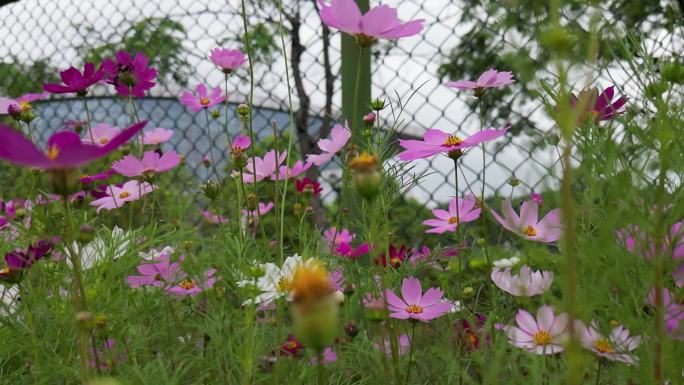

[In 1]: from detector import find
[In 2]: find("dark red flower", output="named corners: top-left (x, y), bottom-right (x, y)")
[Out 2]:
top-left (454, 314), bottom-right (491, 351)
top-left (375, 244), bottom-right (410, 268)
top-left (295, 177), bottom-right (322, 196)
top-left (279, 335), bottom-right (304, 356)
top-left (570, 85), bottom-right (627, 122)
top-left (43, 63), bottom-right (104, 96)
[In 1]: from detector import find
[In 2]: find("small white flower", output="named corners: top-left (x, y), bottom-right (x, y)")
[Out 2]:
top-left (66, 226), bottom-right (132, 269)
top-left (139, 245), bottom-right (175, 261)
top-left (492, 256), bottom-right (520, 268)
top-left (238, 254), bottom-right (310, 304)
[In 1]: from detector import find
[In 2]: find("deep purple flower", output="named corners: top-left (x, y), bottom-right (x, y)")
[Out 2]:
top-left (0, 121), bottom-right (146, 170)
top-left (570, 86), bottom-right (627, 122)
top-left (43, 63), bottom-right (104, 96)
top-left (101, 51), bottom-right (157, 97)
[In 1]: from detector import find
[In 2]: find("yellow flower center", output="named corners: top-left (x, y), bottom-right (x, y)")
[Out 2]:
top-left (46, 145), bottom-right (60, 160)
top-left (522, 225), bottom-right (537, 237)
top-left (533, 330), bottom-right (552, 346)
top-left (199, 97), bottom-right (211, 106)
top-left (19, 101), bottom-right (32, 111)
top-left (277, 277), bottom-right (292, 292)
top-left (348, 152), bottom-right (379, 172)
top-left (0, 267), bottom-right (10, 276)
top-left (389, 257), bottom-right (401, 266)
top-left (443, 135), bottom-right (463, 146)
top-left (290, 259), bottom-right (332, 302)
top-left (285, 341), bottom-right (298, 349)
top-left (406, 304), bottom-right (423, 314)
top-left (99, 138), bottom-right (109, 145)
top-left (118, 192), bottom-right (131, 199)
top-left (180, 279), bottom-right (196, 290)
top-left (593, 339), bottom-right (613, 353)
top-left (449, 216), bottom-right (459, 224)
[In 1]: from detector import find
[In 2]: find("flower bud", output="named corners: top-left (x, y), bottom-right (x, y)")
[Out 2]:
top-left (95, 314), bottom-right (108, 329)
top-left (236, 104), bottom-right (251, 119)
top-left (50, 169), bottom-right (80, 198)
top-left (246, 193), bottom-right (257, 210)
top-left (348, 152), bottom-right (382, 201)
top-left (507, 177), bottom-right (520, 187)
top-left (609, 320), bottom-right (620, 328)
top-left (201, 180), bottom-right (221, 201)
top-left (231, 151), bottom-right (249, 169)
top-left (462, 287), bottom-right (475, 298)
top-left (210, 110), bottom-right (221, 119)
top-left (468, 257), bottom-right (488, 271)
top-left (248, 265), bottom-right (266, 279)
top-left (75, 311), bottom-right (95, 331)
top-left (540, 26), bottom-right (576, 57)
top-left (343, 283), bottom-right (355, 296)
top-left (355, 34), bottom-right (376, 47)
top-left (370, 98), bottom-right (386, 111)
top-left (293, 202), bottom-right (303, 215)
top-left (362, 112), bottom-right (376, 125)
top-left (344, 320), bottom-right (360, 338)
top-left (77, 224), bottom-right (95, 244)
top-left (447, 149), bottom-right (463, 160)
top-left (202, 156), bottom-right (212, 168)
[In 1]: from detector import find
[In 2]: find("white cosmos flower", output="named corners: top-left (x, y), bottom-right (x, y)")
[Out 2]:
top-left (0, 285), bottom-right (19, 317)
top-left (139, 245), bottom-right (175, 261)
top-left (238, 254), bottom-right (310, 304)
top-left (66, 226), bottom-right (132, 269)
top-left (492, 256), bottom-right (520, 268)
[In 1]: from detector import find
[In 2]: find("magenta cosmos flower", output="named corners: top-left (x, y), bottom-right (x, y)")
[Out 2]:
top-left (90, 180), bottom-right (156, 213)
top-left (112, 150), bottom-right (181, 177)
top-left (335, 242), bottom-right (370, 260)
top-left (317, 0), bottom-right (424, 46)
top-left (142, 127), bottom-right (174, 145)
top-left (202, 210), bottom-right (228, 225)
top-left (242, 202), bottom-right (275, 219)
top-left (0, 121), bottom-right (145, 171)
top-left (209, 48), bottom-right (247, 73)
top-left (307, 123), bottom-right (351, 166)
top-left (574, 320), bottom-right (641, 365)
top-left (179, 84), bottom-right (225, 112)
top-left (445, 69), bottom-right (515, 92)
top-left (385, 277), bottom-right (451, 322)
top-left (501, 306), bottom-right (569, 355)
top-left (570, 85), bottom-right (626, 122)
top-left (491, 265), bottom-right (554, 297)
top-left (646, 287), bottom-right (684, 340)
top-left (232, 135), bottom-right (251, 152)
top-left (0, 92), bottom-right (48, 116)
top-left (82, 123), bottom-right (121, 146)
top-left (423, 197), bottom-right (481, 234)
top-left (397, 126), bottom-right (508, 161)
top-left (43, 62), bottom-right (104, 96)
top-left (101, 51), bottom-right (157, 97)
top-left (243, 150), bottom-right (288, 183)
top-left (491, 200), bottom-right (561, 243)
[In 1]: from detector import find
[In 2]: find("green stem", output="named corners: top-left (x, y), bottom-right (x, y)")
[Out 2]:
top-left (404, 322), bottom-right (417, 385)
top-left (204, 108), bottom-right (218, 178)
top-left (82, 95), bottom-right (94, 144)
top-left (352, 47), bottom-right (366, 134)
top-left (594, 359), bottom-right (602, 385)
top-left (223, 73), bottom-right (233, 148)
top-left (127, 89), bottom-right (143, 155)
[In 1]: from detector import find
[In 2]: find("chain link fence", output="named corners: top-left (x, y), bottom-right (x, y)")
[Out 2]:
top-left (1, 0), bottom-right (681, 241)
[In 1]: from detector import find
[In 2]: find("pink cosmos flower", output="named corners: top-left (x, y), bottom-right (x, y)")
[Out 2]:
top-left (398, 126), bottom-right (509, 161)
top-left (385, 277), bottom-right (451, 322)
top-left (202, 210), bottom-right (228, 224)
top-left (112, 150), bottom-right (181, 177)
top-left (43, 62), bottom-right (104, 95)
top-left (232, 135), bottom-right (251, 151)
top-left (363, 112), bottom-right (376, 124)
top-left (0, 92), bottom-right (48, 115)
top-left (374, 334), bottom-right (411, 356)
top-left (674, 263), bottom-right (684, 288)
top-left (309, 347), bottom-right (337, 365)
top-left (445, 69), bottom-right (515, 91)
top-left (501, 306), bottom-right (569, 355)
top-left (142, 127), bottom-right (174, 145)
top-left (328, 269), bottom-right (345, 292)
top-left (242, 150), bottom-right (288, 183)
top-left (90, 180), bottom-right (156, 213)
top-left (307, 123), bottom-right (351, 166)
top-left (531, 192), bottom-right (544, 205)
top-left (209, 48), bottom-right (247, 72)
top-left (80, 169), bottom-right (115, 185)
top-left (334, 242), bottom-right (370, 259)
top-left (423, 197), bottom-right (481, 234)
top-left (646, 287), bottom-right (684, 340)
top-left (272, 160), bottom-right (313, 180)
top-left (101, 51), bottom-right (157, 97)
top-left (126, 255), bottom-right (183, 288)
top-left (491, 200), bottom-right (562, 243)
top-left (82, 123), bottom-right (122, 146)
top-left (317, 0), bottom-right (424, 45)
top-left (575, 320), bottom-right (641, 365)
top-left (179, 84), bottom-right (225, 112)
top-left (491, 265), bottom-right (554, 297)
top-left (0, 122), bottom-right (145, 171)
top-left (242, 202), bottom-right (275, 219)
top-left (616, 222), bottom-right (684, 260)
top-left (324, 227), bottom-right (354, 245)
top-left (166, 268), bottom-right (217, 296)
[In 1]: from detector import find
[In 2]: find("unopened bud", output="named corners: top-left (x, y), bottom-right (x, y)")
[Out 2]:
top-left (202, 156), bottom-right (212, 168)
top-left (462, 287), bottom-right (475, 298)
top-left (344, 320), bottom-right (360, 338)
top-left (210, 110), bottom-right (221, 119)
top-left (77, 224), bottom-right (95, 244)
top-left (248, 265), bottom-right (266, 279)
top-left (507, 177), bottom-right (520, 187)
top-left (201, 180), bottom-right (221, 201)
top-left (343, 283), bottom-right (355, 296)
top-left (95, 314), bottom-right (108, 329)
top-left (75, 311), bottom-right (95, 331)
top-left (362, 112), bottom-right (376, 125)
top-left (236, 104), bottom-right (251, 119)
top-left (246, 193), bottom-right (256, 210)
top-left (370, 98), bottom-right (386, 111)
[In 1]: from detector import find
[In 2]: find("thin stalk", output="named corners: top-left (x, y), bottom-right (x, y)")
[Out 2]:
top-left (82, 95), bottom-right (94, 144)
top-left (223, 73), bottom-right (233, 148)
top-left (404, 322), bottom-right (417, 385)
top-left (204, 108), bottom-right (219, 178)
top-left (453, 159), bottom-right (462, 287)
top-left (594, 359), bottom-right (602, 385)
top-left (127, 89), bottom-right (143, 155)
top-left (352, 47), bottom-right (366, 134)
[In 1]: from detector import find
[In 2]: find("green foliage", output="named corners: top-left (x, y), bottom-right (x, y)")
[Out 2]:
top-left (0, 59), bottom-right (57, 97)
top-left (83, 18), bottom-right (190, 86)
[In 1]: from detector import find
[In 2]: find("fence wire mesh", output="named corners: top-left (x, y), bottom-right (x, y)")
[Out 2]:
top-left (0, 0), bottom-right (681, 241)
